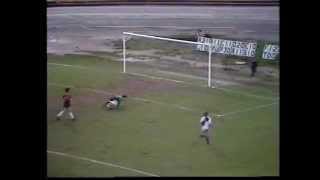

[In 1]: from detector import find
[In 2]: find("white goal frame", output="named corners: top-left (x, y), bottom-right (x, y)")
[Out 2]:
top-left (122, 32), bottom-right (214, 88)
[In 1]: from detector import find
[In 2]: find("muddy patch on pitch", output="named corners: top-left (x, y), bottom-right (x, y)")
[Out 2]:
top-left (76, 93), bottom-right (103, 105)
top-left (107, 76), bottom-right (178, 97)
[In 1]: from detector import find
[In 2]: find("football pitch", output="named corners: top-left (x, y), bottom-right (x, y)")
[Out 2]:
top-left (47, 54), bottom-right (279, 177)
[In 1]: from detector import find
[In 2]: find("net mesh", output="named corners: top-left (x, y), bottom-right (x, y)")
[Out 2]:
top-left (123, 33), bottom-right (279, 97)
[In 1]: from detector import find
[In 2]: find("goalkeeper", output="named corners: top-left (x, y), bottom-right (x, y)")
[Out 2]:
top-left (103, 95), bottom-right (127, 110)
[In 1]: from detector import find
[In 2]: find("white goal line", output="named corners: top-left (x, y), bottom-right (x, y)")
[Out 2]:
top-left (123, 72), bottom-right (192, 85)
top-left (48, 63), bottom-right (277, 101)
top-left (125, 72), bottom-right (277, 101)
top-left (123, 32), bottom-right (274, 100)
top-left (48, 82), bottom-right (277, 118)
top-left (48, 82), bottom-right (203, 114)
top-left (47, 150), bottom-right (160, 177)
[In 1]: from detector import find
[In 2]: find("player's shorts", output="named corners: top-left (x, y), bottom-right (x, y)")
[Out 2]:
top-left (200, 129), bottom-right (209, 137)
top-left (63, 103), bottom-right (70, 108)
top-left (109, 100), bottom-right (118, 107)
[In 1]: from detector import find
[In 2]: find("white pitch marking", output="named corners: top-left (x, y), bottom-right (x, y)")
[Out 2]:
top-left (48, 62), bottom-right (278, 101)
top-left (47, 150), bottom-right (160, 177)
top-left (80, 25), bottom-right (94, 30)
top-left (220, 101), bottom-right (278, 117)
top-left (126, 72), bottom-right (277, 101)
top-left (132, 97), bottom-right (197, 112)
top-left (124, 72), bottom-right (186, 84)
top-left (48, 63), bottom-right (89, 69)
top-left (48, 82), bottom-right (201, 114)
top-left (48, 82), bottom-right (277, 118)
top-left (214, 86), bottom-right (278, 101)
top-left (93, 25), bottom-right (234, 29)
top-left (243, 30), bottom-right (256, 33)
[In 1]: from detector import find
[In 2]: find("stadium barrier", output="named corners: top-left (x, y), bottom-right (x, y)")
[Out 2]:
top-left (47, 0), bottom-right (279, 7)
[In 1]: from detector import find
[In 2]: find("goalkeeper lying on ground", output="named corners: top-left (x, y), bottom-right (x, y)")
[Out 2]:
top-left (103, 95), bottom-right (127, 110)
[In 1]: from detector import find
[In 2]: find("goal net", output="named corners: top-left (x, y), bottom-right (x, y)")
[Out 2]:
top-left (121, 32), bottom-right (279, 97)
top-left (122, 32), bottom-right (214, 88)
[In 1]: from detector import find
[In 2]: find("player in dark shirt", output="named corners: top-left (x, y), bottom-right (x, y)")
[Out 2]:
top-left (56, 88), bottom-right (75, 121)
top-left (103, 95), bottom-right (127, 110)
top-left (63, 94), bottom-right (71, 108)
top-left (250, 59), bottom-right (258, 77)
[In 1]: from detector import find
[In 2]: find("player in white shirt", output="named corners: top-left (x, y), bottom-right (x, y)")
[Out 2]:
top-left (200, 112), bottom-right (214, 144)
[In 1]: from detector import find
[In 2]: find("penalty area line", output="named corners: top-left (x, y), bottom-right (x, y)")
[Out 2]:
top-left (219, 101), bottom-right (279, 117)
top-left (47, 150), bottom-right (160, 177)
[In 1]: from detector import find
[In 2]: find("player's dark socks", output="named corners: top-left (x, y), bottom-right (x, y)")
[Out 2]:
top-left (205, 138), bottom-right (209, 144)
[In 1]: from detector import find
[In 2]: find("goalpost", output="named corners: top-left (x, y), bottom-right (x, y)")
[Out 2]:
top-left (122, 32), bottom-right (214, 88)
top-left (121, 31), bottom-right (279, 101)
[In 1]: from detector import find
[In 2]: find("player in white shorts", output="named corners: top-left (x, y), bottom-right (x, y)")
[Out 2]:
top-left (200, 112), bottom-right (214, 144)
top-left (103, 95), bottom-right (127, 110)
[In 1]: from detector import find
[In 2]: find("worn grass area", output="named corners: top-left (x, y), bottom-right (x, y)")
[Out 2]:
top-left (47, 54), bottom-right (279, 177)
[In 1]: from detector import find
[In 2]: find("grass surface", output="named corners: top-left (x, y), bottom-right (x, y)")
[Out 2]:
top-left (47, 54), bottom-right (279, 177)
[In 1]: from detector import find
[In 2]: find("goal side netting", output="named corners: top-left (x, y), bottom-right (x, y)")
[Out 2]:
top-left (121, 32), bottom-right (279, 97)
top-left (122, 32), bottom-right (215, 88)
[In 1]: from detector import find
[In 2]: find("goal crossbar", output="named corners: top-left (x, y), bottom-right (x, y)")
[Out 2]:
top-left (123, 32), bottom-right (207, 46)
top-left (122, 32), bottom-right (213, 87)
